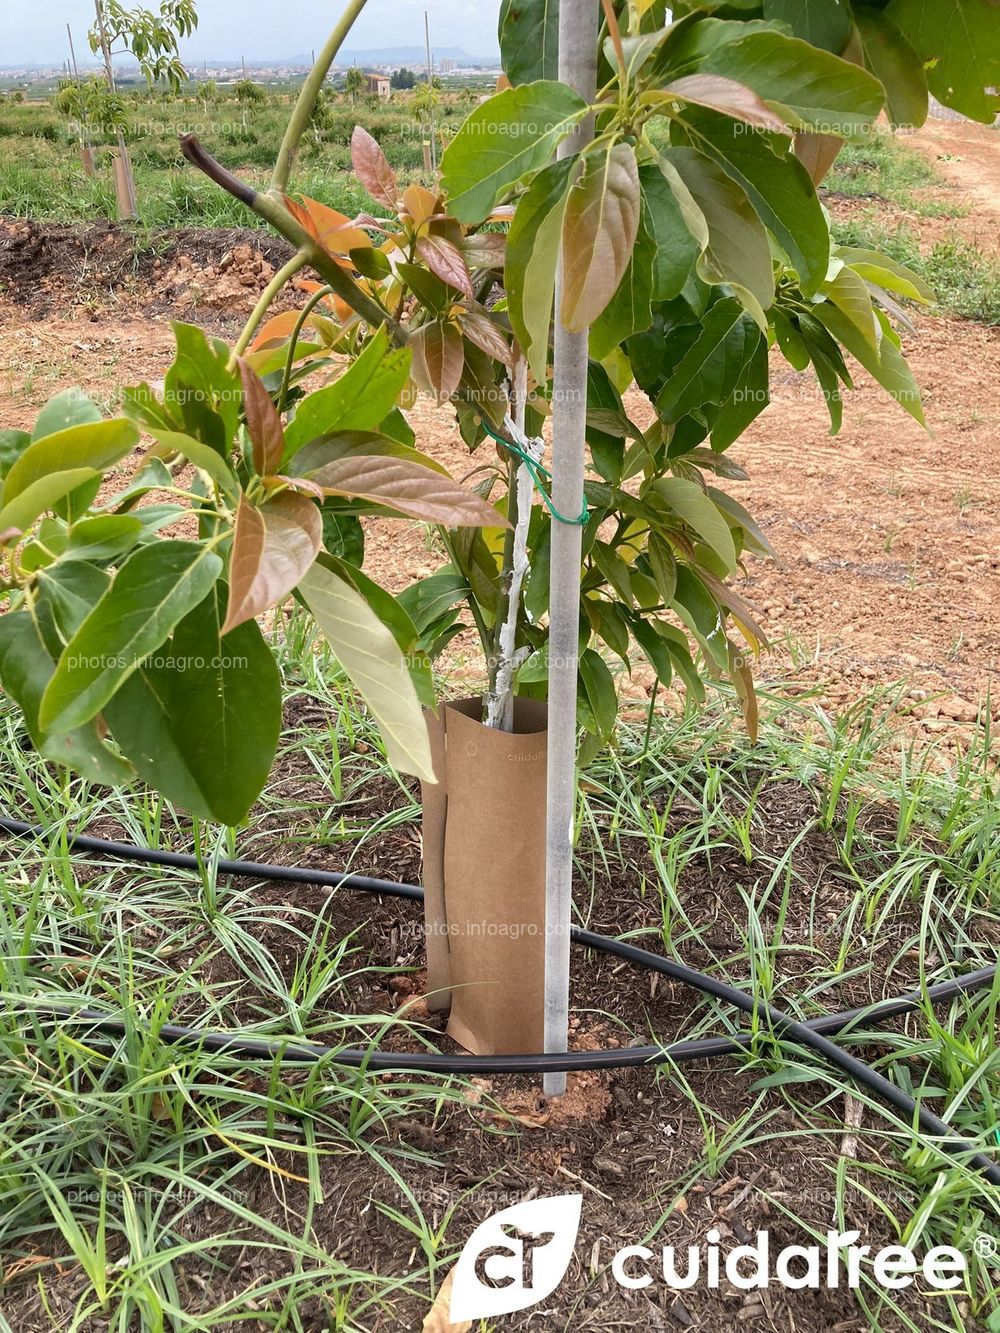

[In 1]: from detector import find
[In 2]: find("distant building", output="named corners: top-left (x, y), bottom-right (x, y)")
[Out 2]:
top-left (365, 73), bottom-right (391, 99)
top-left (437, 58), bottom-right (456, 73)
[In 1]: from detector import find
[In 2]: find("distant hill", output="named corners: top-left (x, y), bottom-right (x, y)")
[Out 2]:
top-left (335, 46), bottom-right (499, 67)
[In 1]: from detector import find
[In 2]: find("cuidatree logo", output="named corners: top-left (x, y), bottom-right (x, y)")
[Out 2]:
top-left (449, 1194), bottom-right (583, 1321)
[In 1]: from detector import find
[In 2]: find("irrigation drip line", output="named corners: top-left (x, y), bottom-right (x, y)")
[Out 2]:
top-left (2, 817), bottom-right (998, 1186)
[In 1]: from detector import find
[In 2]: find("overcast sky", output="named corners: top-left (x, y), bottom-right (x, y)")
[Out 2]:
top-left (1, 0), bottom-right (501, 64)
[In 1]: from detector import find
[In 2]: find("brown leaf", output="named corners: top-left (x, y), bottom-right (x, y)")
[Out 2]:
top-left (267, 474), bottom-right (326, 500)
top-left (459, 232), bottom-right (506, 269)
top-left (284, 194), bottom-right (373, 258)
top-left (658, 74), bottom-right (790, 134)
top-left (410, 321), bottom-right (465, 402)
top-left (223, 494), bottom-right (322, 634)
top-left (350, 124), bottom-right (398, 210)
top-left (237, 357), bottom-right (285, 476)
top-left (422, 1268), bottom-right (471, 1333)
top-left (460, 306), bottom-right (513, 367)
top-left (416, 234), bottom-right (474, 296)
top-left (794, 130), bottom-right (843, 185)
top-left (305, 454), bottom-right (505, 528)
top-left (561, 142), bottom-right (640, 331)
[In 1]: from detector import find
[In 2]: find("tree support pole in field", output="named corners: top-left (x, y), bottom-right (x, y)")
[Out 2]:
top-left (543, 0), bottom-right (598, 1097)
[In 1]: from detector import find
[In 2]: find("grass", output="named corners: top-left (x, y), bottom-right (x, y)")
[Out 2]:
top-left (826, 133), bottom-right (966, 220)
top-left (0, 611), bottom-right (998, 1330)
top-left (831, 213), bottom-right (1000, 325)
top-left (0, 94), bottom-right (474, 229)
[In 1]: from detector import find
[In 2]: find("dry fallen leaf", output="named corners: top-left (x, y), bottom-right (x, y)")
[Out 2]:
top-left (422, 1268), bottom-right (472, 1333)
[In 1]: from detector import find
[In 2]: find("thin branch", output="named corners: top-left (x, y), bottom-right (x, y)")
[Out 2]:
top-left (271, 0), bottom-right (371, 195)
top-left (178, 134), bottom-right (403, 341)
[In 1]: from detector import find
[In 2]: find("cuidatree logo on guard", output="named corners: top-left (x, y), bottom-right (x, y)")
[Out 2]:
top-left (449, 1195), bottom-right (583, 1321)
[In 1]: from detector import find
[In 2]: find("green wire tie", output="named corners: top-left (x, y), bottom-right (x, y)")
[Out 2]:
top-left (480, 420), bottom-right (590, 527)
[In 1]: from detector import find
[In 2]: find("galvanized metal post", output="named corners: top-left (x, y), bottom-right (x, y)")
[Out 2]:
top-left (543, 0), bottom-right (598, 1097)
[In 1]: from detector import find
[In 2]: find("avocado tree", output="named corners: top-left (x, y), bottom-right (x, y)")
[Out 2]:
top-left (1, 0), bottom-right (996, 1047)
top-left (89, 0), bottom-right (199, 216)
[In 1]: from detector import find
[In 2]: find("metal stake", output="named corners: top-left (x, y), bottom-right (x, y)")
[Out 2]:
top-left (543, 0), bottom-right (598, 1097)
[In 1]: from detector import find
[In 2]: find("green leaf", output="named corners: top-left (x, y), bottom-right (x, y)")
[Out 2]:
top-left (835, 247), bottom-right (934, 303)
top-left (816, 304), bottom-right (925, 426)
top-left (0, 608), bottom-right (133, 785)
top-left (0, 430), bottom-right (30, 481)
top-left (579, 648), bottom-right (618, 739)
top-left (638, 163), bottom-right (705, 302)
top-left (35, 560), bottom-right (110, 643)
top-left (654, 477), bottom-right (737, 574)
top-left (498, 0), bottom-right (558, 83)
top-left (323, 556), bottom-right (436, 708)
top-left (592, 542), bottom-right (635, 607)
top-left (2, 420), bottom-right (138, 506)
top-left (104, 584), bottom-right (281, 824)
top-left (630, 614), bottom-right (674, 686)
top-left (0, 469), bottom-right (100, 537)
top-left (562, 142), bottom-right (641, 331)
top-left (284, 329), bottom-right (412, 454)
top-left (31, 389), bottom-right (102, 440)
top-left (54, 515), bottom-right (143, 564)
top-left (854, 7), bottom-right (928, 129)
top-left (711, 335), bottom-right (769, 451)
top-left (163, 322), bottom-right (242, 453)
top-left (655, 297), bottom-right (758, 425)
top-left (760, 0), bottom-right (850, 53)
top-left (298, 555), bottom-right (436, 782)
top-left (885, 0), bottom-right (999, 124)
top-left (823, 265), bottom-right (880, 350)
top-left (699, 29), bottom-right (886, 136)
top-left (507, 156), bottom-right (578, 384)
top-left (39, 540), bottom-right (224, 734)
top-left (647, 532), bottom-right (678, 604)
top-left (144, 428), bottom-right (240, 501)
top-left (440, 80), bottom-right (587, 224)
top-left (664, 148), bottom-right (775, 325)
top-left (320, 508), bottom-right (365, 565)
top-left (681, 108), bottom-right (829, 294)
top-left (397, 571), bottom-right (471, 634)
top-left (671, 564), bottom-right (728, 666)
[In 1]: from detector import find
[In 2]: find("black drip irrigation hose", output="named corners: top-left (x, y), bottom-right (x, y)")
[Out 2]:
top-left (2, 817), bottom-right (998, 1186)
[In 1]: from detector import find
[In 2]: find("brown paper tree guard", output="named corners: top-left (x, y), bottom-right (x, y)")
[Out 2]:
top-left (421, 698), bottom-right (548, 1054)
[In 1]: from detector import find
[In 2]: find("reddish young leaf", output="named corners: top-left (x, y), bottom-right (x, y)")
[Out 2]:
top-left (657, 74), bottom-right (790, 134)
top-left (236, 357), bottom-right (285, 476)
top-left (415, 234), bottom-right (474, 297)
top-left (223, 494), bottom-right (322, 634)
top-left (562, 142), bottom-right (640, 331)
top-left (305, 454), bottom-right (506, 528)
top-left (350, 125), bottom-right (399, 211)
top-left (410, 322), bottom-right (465, 402)
top-left (460, 306), bottom-right (513, 368)
top-left (401, 184), bottom-right (440, 227)
top-left (283, 195), bottom-right (373, 258)
top-left (266, 474), bottom-right (326, 500)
